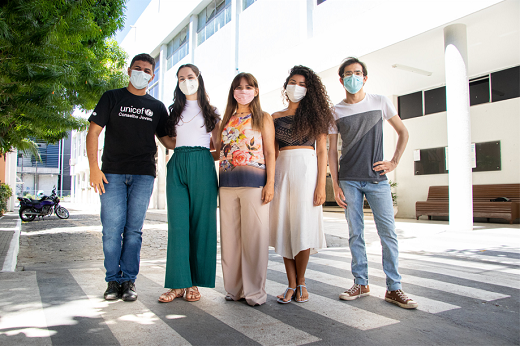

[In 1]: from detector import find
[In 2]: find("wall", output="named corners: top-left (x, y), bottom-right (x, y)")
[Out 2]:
top-left (398, 97), bottom-right (520, 218)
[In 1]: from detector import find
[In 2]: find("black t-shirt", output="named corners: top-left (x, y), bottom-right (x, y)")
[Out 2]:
top-left (88, 88), bottom-right (168, 177)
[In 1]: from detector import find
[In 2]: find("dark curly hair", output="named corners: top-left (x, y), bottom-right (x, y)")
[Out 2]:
top-left (166, 64), bottom-right (219, 137)
top-left (282, 65), bottom-right (334, 138)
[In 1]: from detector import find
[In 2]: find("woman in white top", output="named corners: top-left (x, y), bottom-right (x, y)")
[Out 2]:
top-left (159, 64), bottom-right (220, 303)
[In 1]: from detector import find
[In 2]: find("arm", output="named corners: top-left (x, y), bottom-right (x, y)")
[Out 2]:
top-left (261, 113), bottom-right (276, 204)
top-left (373, 115), bottom-right (409, 175)
top-left (210, 123), bottom-right (221, 161)
top-left (86, 122), bottom-right (108, 195)
top-left (157, 136), bottom-right (176, 150)
top-left (313, 134), bottom-right (327, 206)
top-left (327, 134), bottom-right (347, 209)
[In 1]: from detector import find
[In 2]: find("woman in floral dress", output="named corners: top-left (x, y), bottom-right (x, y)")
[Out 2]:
top-left (218, 72), bottom-right (275, 306)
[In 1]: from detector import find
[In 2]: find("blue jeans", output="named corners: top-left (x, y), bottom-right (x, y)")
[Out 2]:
top-left (339, 180), bottom-right (402, 291)
top-left (100, 174), bottom-right (155, 283)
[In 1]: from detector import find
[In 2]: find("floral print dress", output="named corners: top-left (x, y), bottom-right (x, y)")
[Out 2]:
top-left (219, 113), bottom-right (266, 188)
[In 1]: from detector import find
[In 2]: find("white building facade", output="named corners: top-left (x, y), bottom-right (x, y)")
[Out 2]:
top-left (113, 0), bottom-right (519, 218)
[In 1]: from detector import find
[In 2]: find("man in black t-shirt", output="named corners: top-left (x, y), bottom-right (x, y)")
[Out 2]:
top-left (87, 53), bottom-right (175, 302)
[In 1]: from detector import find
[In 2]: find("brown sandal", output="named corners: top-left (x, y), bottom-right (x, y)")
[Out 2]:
top-left (185, 286), bottom-right (201, 302)
top-left (158, 288), bottom-right (185, 303)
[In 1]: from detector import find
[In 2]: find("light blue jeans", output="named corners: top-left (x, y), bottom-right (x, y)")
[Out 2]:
top-left (339, 180), bottom-right (402, 291)
top-left (100, 174), bottom-right (155, 283)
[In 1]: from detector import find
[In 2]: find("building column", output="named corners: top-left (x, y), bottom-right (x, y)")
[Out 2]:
top-left (189, 14), bottom-right (198, 64)
top-left (232, 0), bottom-right (241, 74)
top-left (444, 24), bottom-right (473, 231)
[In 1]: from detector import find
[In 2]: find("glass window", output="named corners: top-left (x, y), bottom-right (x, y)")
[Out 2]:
top-left (398, 91), bottom-right (423, 120)
top-left (469, 76), bottom-right (489, 106)
top-left (166, 25), bottom-right (190, 70)
top-left (244, 0), bottom-right (257, 10)
top-left (424, 86), bottom-right (446, 115)
top-left (148, 84), bottom-right (159, 99)
top-left (207, 1), bottom-right (216, 21)
top-left (150, 55), bottom-right (160, 86)
top-left (197, 0), bottom-right (232, 45)
top-left (198, 8), bottom-right (206, 31)
top-left (491, 66), bottom-right (520, 102)
top-left (414, 148), bottom-right (447, 175)
top-left (473, 141), bottom-right (501, 172)
top-left (317, 0), bottom-right (327, 4)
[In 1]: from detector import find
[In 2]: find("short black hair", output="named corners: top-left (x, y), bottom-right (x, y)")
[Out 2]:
top-left (338, 57), bottom-right (367, 78)
top-left (130, 53), bottom-right (155, 71)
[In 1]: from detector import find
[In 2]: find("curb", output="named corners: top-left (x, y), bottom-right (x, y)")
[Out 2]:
top-left (1, 216), bottom-right (21, 272)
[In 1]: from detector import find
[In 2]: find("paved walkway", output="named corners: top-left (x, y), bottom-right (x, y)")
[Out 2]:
top-left (0, 204), bottom-right (518, 345)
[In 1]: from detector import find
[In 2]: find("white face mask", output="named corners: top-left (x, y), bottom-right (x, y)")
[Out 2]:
top-left (179, 79), bottom-right (199, 96)
top-left (129, 70), bottom-right (152, 90)
top-left (286, 84), bottom-right (307, 103)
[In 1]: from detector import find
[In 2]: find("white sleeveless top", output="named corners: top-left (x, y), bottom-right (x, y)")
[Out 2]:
top-left (175, 100), bottom-right (218, 148)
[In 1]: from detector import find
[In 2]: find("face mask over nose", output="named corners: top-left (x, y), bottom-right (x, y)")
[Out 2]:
top-left (343, 74), bottom-right (364, 94)
top-left (179, 79), bottom-right (199, 96)
top-left (129, 70), bottom-right (152, 90)
top-left (285, 85), bottom-right (307, 102)
top-left (234, 89), bottom-right (255, 105)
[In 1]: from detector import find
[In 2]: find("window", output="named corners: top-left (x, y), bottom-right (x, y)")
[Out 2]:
top-left (469, 76), bottom-right (489, 106)
top-left (414, 141), bottom-right (501, 175)
top-left (491, 66), bottom-right (520, 102)
top-left (197, 0), bottom-right (231, 46)
top-left (243, 0), bottom-right (257, 10)
top-left (398, 91), bottom-right (422, 120)
top-left (148, 55), bottom-right (160, 99)
top-left (167, 25), bottom-right (189, 70)
top-left (150, 55), bottom-right (160, 86)
top-left (424, 86), bottom-right (446, 115)
top-left (400, 66), bottom-right (520, 120)
top-left (317, 0), bottom-right (327, 4)
top-left (148, 84), bottom-right (159, 99)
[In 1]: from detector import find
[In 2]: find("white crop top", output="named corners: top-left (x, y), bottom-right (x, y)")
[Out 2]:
top-left (175, 100), bottom-right (219, 148)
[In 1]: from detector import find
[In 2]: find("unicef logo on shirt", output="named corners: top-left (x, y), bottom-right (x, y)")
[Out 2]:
top-left (145, 109), bottom-right (153, 117)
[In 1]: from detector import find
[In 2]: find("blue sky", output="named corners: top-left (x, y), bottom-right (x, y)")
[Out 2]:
top-left (115, 0), bottom-right (152, 44)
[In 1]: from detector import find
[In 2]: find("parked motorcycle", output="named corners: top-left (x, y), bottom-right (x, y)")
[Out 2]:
top-left (18, 187), bottom-right (70, 221)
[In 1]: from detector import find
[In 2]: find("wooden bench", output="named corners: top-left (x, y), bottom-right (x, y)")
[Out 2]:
top-left (416, 184), bottom-right (520, 224)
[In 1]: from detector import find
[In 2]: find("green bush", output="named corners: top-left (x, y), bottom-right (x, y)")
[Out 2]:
top-left (0, 183), bottom-right (13, 215)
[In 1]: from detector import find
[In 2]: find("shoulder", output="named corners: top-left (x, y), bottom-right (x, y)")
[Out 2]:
top-left (367, 93), bottom-right (389, 104)
top-left (271, 111), bottom-right (285, 120)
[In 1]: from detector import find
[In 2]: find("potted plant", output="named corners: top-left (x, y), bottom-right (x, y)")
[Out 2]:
top-left (362, 180), bottom-right (398, 216)
top-left (389, 180), bottom-right (398, 216)
top-left (0, 183), bottom-right (13, 216)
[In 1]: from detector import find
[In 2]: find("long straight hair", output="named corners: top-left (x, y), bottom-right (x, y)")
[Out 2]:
top-left (166, 64), bottom-right (219, 137)
top-left (220, 73), bottom-right (264, 135)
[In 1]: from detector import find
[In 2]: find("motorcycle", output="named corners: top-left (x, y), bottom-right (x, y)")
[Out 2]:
top-left (17, 187), bottom-right (70, 221)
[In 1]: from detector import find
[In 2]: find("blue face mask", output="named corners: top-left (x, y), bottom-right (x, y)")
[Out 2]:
top-left (343, 75), bottom-right (364, 94)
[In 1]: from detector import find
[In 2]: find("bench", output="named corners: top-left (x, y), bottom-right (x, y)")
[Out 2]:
top-left (416, 184), bottom-right (520, 224)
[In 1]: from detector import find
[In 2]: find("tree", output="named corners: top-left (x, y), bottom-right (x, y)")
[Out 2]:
top-left (0, 0), bottom-right (129, 155)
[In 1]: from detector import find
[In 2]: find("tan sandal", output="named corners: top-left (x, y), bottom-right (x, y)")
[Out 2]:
top-left (158, 288), bottom-right (185, 303)
top-left (185, 286), bottom-right (201, 302)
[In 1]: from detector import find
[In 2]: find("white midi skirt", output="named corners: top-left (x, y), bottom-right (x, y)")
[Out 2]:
top-left (269, 149), bottom-right (326, 259)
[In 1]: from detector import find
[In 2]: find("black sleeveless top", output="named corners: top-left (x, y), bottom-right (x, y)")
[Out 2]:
top-left (273, 115), bottom-right (315, 149)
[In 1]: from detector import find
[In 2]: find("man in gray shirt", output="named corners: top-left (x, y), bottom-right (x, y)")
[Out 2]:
top-left (328, 57), bottom-right (417, 309)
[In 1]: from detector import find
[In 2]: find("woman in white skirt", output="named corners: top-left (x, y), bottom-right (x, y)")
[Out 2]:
top-left (270, 65), bottom-right (335, 303)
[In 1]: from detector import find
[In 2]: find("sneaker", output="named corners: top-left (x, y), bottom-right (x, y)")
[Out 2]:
top-left (339, 283), bottom-right (370, 301)
top-left (385, 289), bottom-right (418, 309)
top-left (104, 281), bottom-right (121, 300)
top-left (121, 281), bottom-right (138, 302)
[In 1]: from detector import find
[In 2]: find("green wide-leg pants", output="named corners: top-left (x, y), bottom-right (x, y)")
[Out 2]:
top-left (164, 146), bottom-right (218, 289)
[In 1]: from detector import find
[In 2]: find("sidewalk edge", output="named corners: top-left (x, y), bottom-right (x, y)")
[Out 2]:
top-left (1, 218), bottom-right (21, 272)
